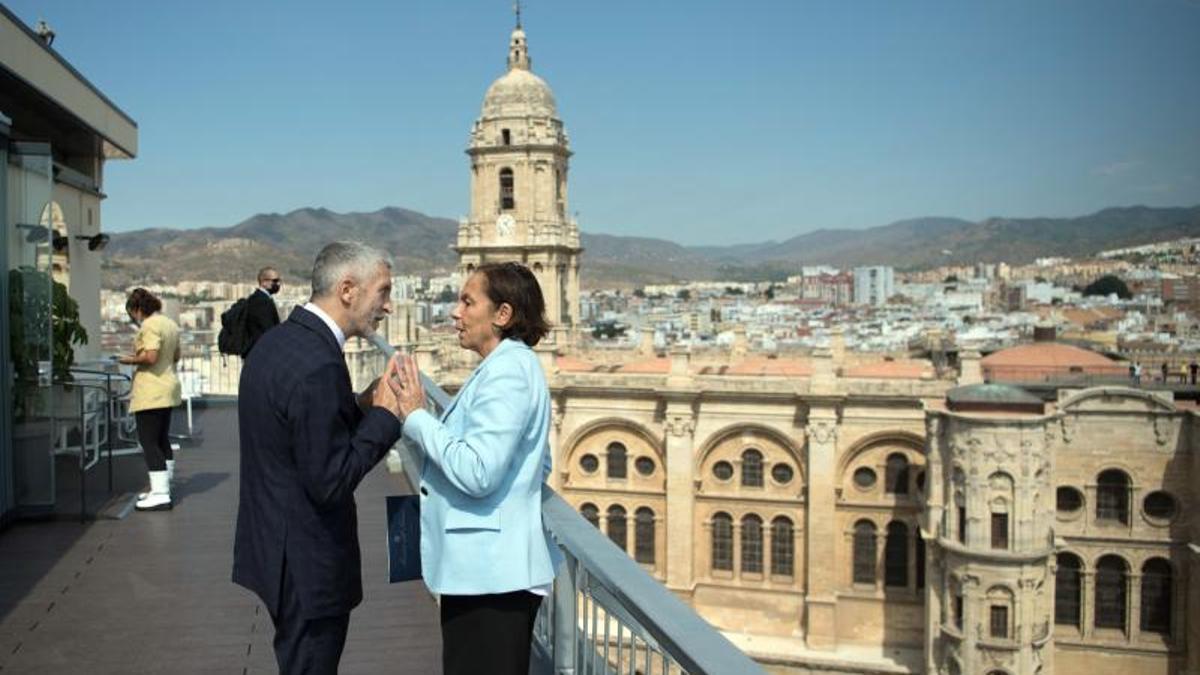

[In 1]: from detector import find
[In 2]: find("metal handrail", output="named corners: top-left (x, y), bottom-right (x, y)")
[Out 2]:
top-left (54, 379), bottom-right (109, 522)
top-left (364, 334), bottom-right (763, 675)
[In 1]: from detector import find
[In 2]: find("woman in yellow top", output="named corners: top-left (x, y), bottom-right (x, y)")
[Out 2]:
top-left (119, 288), bottom-right (182, 511)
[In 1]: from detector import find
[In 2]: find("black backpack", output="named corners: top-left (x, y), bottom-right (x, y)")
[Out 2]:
top-left (217, 297), bottom-right (251, 357)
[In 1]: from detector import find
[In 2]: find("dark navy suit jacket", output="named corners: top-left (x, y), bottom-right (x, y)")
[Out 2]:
top-left (232, 306), bottom-right (401, 619)
top-left (243, 289), bottom-right (280, 356)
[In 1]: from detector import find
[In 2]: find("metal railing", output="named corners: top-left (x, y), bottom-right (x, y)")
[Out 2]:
top-left (367, 334), bottom-right (764, 675)
top-left (56, 366), bottom-right (138, 521)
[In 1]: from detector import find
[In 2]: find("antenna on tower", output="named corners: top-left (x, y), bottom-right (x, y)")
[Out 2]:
top-left (514, 0), bottom-right (522, 29)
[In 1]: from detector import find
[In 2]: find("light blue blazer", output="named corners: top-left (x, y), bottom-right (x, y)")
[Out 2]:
top-left (401, 338), bottom-right (559, 595)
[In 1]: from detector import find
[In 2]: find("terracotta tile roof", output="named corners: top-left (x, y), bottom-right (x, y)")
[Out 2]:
top-left (724, 357), bottom-right (813, 377)
top-left (982, 342), bottom-right (1118, 368)
top-left (843, 360), bottom-right (931, 379)
top-left (616, 358), bottom-right (671, 374)
top-left (982, 341), bottom-right (1127, 381)
top-left (555, 355), bottom-right (597, 372)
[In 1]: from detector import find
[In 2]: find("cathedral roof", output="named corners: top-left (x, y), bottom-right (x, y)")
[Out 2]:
top-left (481, 27), bottom-right (558, 119)
top-left (981, 341), bottom-right (1118, 369)
top-left (946, 383), bottom-right (1044, 414)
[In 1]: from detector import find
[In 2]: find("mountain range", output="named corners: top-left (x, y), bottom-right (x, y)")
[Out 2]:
top-left (101, 205), bottom-right (1200, 289)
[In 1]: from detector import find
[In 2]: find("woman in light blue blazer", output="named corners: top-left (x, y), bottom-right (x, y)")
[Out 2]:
top-left (396, 262), bottom-right (557, 675)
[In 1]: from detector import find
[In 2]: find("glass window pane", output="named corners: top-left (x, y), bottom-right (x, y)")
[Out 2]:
top-left (770, 517), bottom-right (793, 576)
top-left (886, 454), bottom-right (909, 495)
top-left (884, 521), bottom-right (908, 587)
top-left (1094, 556), bottom-right (1127, 630)
top-left (606, 442), bottom-right (627, 479)
top-left (741, 515), bottom-right (763, 573)
top-left (1055, 554), bottom-right (1082, 627)
top-left (1140, 559), bottom-right (1172, 634)
top-left (853, 521), bottom-right (876, 584)
top-left (712, 513), bottom-right (733, 571)
top-left (742, 449), bottom-right (763, 487)
top-left (634, 507), bottom-right (655, 564)
top-left (606, 505), bottom-right (627, 551)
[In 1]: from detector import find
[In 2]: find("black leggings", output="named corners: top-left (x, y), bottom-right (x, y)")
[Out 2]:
top-left (135, 408), bottom-right (174, 471)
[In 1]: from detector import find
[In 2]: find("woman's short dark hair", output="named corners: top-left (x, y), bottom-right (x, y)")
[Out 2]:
top-left (125, 287), bottom-right (162, 316)
top-left (474, 262), bottom-right (550, 346)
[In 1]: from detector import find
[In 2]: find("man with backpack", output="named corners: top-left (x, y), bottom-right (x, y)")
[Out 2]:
top-left (219, 267), bottom-right (281, 358)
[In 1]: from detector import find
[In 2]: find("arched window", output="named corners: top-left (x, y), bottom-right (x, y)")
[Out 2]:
top-left (884, 521), bottom-right (908, 587)
top-left (741, 448), bottom-right (763, 487)
top-left (885, 453), bottom-right (909, 495)
top-left (1096, 469), bottom-right (1130, 524)
top-left (711, 512), bottom-right (733, 571)
top-left (499, 167), bottom-right (515, 210)
top-left (770, 517), bottom-right (794, 576)
top-left (606, 442), bottom-right (627, 479)
top-left (606, 505), bottom-right (627, 552)
top-left (1094, 555), bottom-right (1128, 630)
top-left (1140, 558), bottom-right (1172, 634)
top-left (853, 520), bottom-right (877, 584)
top-left (741, 514), bottom-right (763, 573)
top-left (1055, 553), bottom-right (1083, 627)
top-left (634, 507), bottom-right (655, 565)
top-left (987, 586), bottom-right (1014, 639)
top-left (580, 502), bottom-right (599, 529)
top-left (990, 506), bottom-right (1009, 550)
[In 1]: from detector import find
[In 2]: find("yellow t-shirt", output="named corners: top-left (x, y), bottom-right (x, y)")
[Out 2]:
top-left (129, 313), bottom-right (183, 413)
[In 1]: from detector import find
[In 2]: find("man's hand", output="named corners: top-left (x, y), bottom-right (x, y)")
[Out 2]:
top-left (370, 356), bottom-right (404, 420)
top-left (396, 355), bottom-right (427, 419)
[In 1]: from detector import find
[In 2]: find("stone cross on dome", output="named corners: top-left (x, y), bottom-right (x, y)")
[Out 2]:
top-left (507, 4), bottom-right (531, 71)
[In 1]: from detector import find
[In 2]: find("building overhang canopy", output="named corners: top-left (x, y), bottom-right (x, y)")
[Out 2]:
top-left (0, 5), bottom-right (138, 160)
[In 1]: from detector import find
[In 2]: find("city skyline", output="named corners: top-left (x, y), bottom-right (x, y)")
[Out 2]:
top-left (5, 0), bottom-right (1200, 245)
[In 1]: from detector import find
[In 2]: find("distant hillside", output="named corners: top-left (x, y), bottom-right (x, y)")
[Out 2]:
top-left (103, 207), bottom-right (459, 288)
top-left (103, 205), bottom-right (1200, 289)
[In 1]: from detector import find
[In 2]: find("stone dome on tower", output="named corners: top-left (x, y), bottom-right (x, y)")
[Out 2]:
top-left (480, 27), bottom-right (558, 120)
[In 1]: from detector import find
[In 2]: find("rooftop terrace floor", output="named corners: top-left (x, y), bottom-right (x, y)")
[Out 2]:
top-left (0, 403), bottom-right (442, 674)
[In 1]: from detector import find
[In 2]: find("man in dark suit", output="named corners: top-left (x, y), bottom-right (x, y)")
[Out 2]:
top-left (233, 242), bottom-right (404, 673)
top-left (243, 266), bottom-right (283, 356)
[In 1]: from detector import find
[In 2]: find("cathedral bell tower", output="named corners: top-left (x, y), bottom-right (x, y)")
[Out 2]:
top-left (456, 16), bottom-right (582, 345)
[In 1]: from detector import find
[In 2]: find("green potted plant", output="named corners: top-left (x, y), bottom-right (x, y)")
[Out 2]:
top-left (8, 268), bottom-right (88, 419)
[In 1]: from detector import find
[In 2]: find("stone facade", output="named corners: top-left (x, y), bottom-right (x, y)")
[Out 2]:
top-left (440, 21), bottom-right (1199, 674)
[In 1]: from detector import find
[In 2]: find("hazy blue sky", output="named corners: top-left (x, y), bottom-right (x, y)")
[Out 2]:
top-left (7, 0), bottom-right (1200, 244)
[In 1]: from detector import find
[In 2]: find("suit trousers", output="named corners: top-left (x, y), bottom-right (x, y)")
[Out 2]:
top-left (440, 590), bottom-right (543, 675)
top-left (269, 559), bottom-right (350, 675)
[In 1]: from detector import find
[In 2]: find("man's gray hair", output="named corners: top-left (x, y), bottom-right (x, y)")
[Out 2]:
top-left (310, 241), bottom-right (393, 299)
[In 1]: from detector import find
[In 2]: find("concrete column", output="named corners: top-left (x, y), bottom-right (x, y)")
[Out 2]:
top-left (1081, 571), bottom-right (1095, 638)
top-left (639, 325), bottom-right (656, 356)
top-left (804, 409), bottom-right (839, 650)
top-left (958, 350), bottom-right (983, 385)
top-left (961, 575), bottom-right (980, 675)
top-left (1128, 573), bottom-right (1140, 643)
top-left (663, 399), bottom-right (696, 595)
top-left (667, 346), bottom-right (690, 388)
top-left (811, 348), bottom-right (836, 395)
top-left (567, 260), bottom-right (580, 330)
top-left (731, 325), bottom-right (747, 361)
